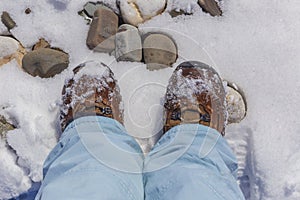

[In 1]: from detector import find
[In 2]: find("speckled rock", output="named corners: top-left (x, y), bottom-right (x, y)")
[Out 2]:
top-left (22, 48), bottom-right (69, 78)
top-left (86, 6), bottom-right (118, 52)
top-left (1, 11), bottom-right (16, 30)
top-left (0, 115), bottom-right (14, 138)
top-left (119, 0), bottom-right (166, 26)
top-left (115, 24), bottom-right (142, 62)
top-left (143, 33), bottom-right (177, 70)
top-left (226, 85), bottom-right (247, 124)
top-left (198, 0), bottom-right (222, 16)
top-left (0, 36), bottom-right (26, 67)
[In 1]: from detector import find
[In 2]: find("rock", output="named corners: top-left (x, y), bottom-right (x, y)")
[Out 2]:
top-left (22, 48), bottom-right (69, 78)
top-left (83, 2), bottom-right (113, 18)
top-left (119, 0), bottom-right (166, 26)
top-left (169, 9), bottom-right (192, 18)
top-left (143, 33), bottom-right (177, 70)
top-left (198, 0), bottom-right (222, 16)
top-left (84, 2), bottom-right (98, 17)
top-left (0, 115), bottom-right (14, 138)
top-left (1, 11), bottom-right (16, 30)
top-left (226, 85), bottom-right (247, 124)
top-left (78, 9), bottom-right (92, 25)
top-left (79, 2), bottom-right (118, 25)
top-left (25, 8), bottom-right (31, 14)
top-left (115, 24), bottom-right (142, 62)
top-left (86, 6), bottom-right (118, 53)
top-left (32, 38), bottom-right (51, 50)
top-left (0, 36), bottom-right (26, 67)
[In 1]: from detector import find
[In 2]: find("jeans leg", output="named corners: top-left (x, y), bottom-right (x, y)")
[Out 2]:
top-left (35, 116), bottom-right (144, 200)
top-left (144, 124), bottom-right (245, 200)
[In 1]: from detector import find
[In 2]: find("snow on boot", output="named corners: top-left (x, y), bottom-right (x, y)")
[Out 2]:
top-left (60, 61), bottom-right (123, 132)
top-left (163, 61), bottom-right (227, 135)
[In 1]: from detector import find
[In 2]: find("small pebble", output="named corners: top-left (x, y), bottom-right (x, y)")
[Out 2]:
top-left (169, 9), bottom-right (192, 18)
top-left (1, 11), bottom-right (16, 30)
top-left (25, 8), bottom-right (31, 14)
top-left (32, 38), bottom-right (51, 50)
top-left (0, 115), bottom-right (15, 138)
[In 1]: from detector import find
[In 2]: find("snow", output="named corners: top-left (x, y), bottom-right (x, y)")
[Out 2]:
top-left (0, 138), bottom-right (31, 199)
top-left (132, 0), bottom-right (166, 19)
top-left (73, 61), bottom-right (110, 80)
top-left (0, 36), bottom-right (19, 57)
top-left (166, 0), bottom-right (200, 14)
top-left (118, 0), bottom-right (166, 26)
top-left (0, 0), bottom-right (300, 199)
top-left (63, 61), bottom-right (115, 116)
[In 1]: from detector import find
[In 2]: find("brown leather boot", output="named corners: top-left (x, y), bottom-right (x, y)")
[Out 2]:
top-left (163, 61), bottom-right (226, 135)
top-left (60, 61), bottom-right (123, 132)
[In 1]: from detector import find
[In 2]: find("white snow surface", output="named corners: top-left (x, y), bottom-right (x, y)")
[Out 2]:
top-left (119, 0), bottom-right (166, 26)
top-left (0, 36), bottom-right (19, 57)
top-left (73, 61), bottom-right (110, 80)
top-left (0, 138), bottom-right (31, 200)
top-left (0, 0), bottom-right (300, 199)
top-left (132, 0), bottom-right (166, 19)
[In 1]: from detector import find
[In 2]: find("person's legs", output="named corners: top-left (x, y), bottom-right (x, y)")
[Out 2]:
top-left (144, 61), bottom-right (245, 200)
top-left (144, 124), bottom-right (244, 200)
top-left (36, 116), bottom-right (144, 200)
top-left (35, 61), bottom-right (144, 200)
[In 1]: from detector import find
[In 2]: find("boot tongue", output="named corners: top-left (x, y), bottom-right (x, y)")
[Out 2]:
top-left (180, 104), bottom-right (200, 124)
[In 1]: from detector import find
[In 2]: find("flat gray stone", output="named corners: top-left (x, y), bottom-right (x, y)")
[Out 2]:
top-left (86, 7), bottom-right (118, 53)
top-left (115, 24), bottom-right (142, 62)
top-left (22, 48), bottom-right (69, 78)
top-left (0, 115), bottom-right (14, 138)
top-left (143, 33), bottom-right (177, 70)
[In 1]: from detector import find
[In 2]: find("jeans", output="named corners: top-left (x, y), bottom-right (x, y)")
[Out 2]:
top-left (35, 116), bottom-right (245, 200)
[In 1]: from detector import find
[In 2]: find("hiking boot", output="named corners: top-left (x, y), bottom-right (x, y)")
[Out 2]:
top-left (60, 61), bottom-right (123, 132)
top-left (163, 61), bottom-right (227, 135)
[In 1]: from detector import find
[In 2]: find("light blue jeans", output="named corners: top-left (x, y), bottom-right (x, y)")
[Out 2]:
top-left (35, 116), bottom-right (245, 200)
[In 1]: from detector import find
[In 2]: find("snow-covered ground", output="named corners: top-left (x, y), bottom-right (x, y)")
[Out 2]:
top-left (0, 0), bottom-right (300, 199)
